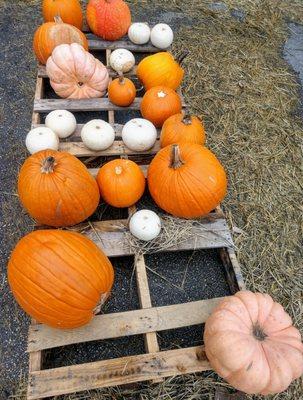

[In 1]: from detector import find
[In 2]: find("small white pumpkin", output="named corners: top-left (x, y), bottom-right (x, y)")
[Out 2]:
top-left (25, 127), bottom-right (59, 154)
top-left (110, 49), bottom-right (135, 73)
top-left (81, 119), bottom-right (115, 151)
top-left (129, 210), bottom-right (161, 241)
top-left (128, 23), bottom-right (151, 45)
top-left (150, 23), bottom-right (174, 49)
top-left (45, 110), bottom-right (77, 139)
top-left (122, 118), bottom-right (157, 151)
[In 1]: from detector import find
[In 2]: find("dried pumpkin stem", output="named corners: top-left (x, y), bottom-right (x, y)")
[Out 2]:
top-left (182, 112), bottom-right (192, 125)
top-left (41, 156), bottom-right (56, 174)
top-left (177, 50), bottom-right (189, 65)
top-left (170, 144), bottom-right (184, 169)
top-left (252, 324), bottom-right (267, 341)
top-left (54, 15), bottom-right (63, 24)
top-left (118, 71), bottom-right (125, 84)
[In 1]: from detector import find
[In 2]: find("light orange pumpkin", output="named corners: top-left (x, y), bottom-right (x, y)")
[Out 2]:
top-left (97, 159), bottom-right (145, 207)
top-left (160, 112), bottom-right (206, 148)
top-left (204, 291), bottom-right (303, 395)
top-left (140, 86), bottom-right (182, 128)
top-left (18, 149), bottom-right (100, 227)
top-left (42, 0), bottom-right (83, 30)
top-left (147, 143), bottom-right (227, 218)
top-left (8, 230), bottom-right (114, 329)
top-left (87, 0), bottom-right (131, 41)
top-left (46, 43), bottom-right (109, 99)
top-left (33, 16), bottom-right (88, 65)
top-left (108, 75), bottom-right (136, 107)
top-left (137, 52), bottom-right (184, 90)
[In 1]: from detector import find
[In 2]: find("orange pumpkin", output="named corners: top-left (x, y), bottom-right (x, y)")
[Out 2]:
top-left (137, 52), bottom-right (184, 90)
top-left (160, 113), bottom-right (206, 148)
top-left (148, 143), bottom-right (227, 218)
top-left (108, 75), bottom-right (136, 107)
top-left (33, 16), bottom-right (88, 64)
top-left (204, 291), bottom-right (303, 395)
top-left (8, 230), bottom-right (114, 329)
top-left (97, 159), bottom-right (145, 207)
top-left (87, 0), bottom-right (131, 41)
top-left (140, 86), bottom-right (182, 128)
top-left (42, 0), bottom-right (83, 30)
top-left (18, 150), bottom-right (100, 227)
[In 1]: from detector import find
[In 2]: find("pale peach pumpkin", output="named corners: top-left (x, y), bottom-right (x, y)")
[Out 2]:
top-left (204, 291), bottom-right (303, 395)
top-left (46, 43), bottom-right (109, 99)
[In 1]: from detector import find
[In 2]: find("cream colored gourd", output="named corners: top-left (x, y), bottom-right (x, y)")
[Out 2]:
top-left (122, 118), bottom-right (157, 151)
top-left (128, 23), bottom-right (150, 45)
top-left (151, 24), bottom-right (174, 49)
top-left (45, 110), bottom-right (77, 138)
top-left (26, 127), bottom-right (59, 154)
top-left (110, 49), bottom-right (135, 73)
top-left (81, 120), bottom-right (115, 151)
top-left (129, 210), bottom-right (161, 241)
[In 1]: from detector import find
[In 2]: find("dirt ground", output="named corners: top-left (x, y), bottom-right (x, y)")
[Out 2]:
top-left (0, 0), bottom-right (302, 399)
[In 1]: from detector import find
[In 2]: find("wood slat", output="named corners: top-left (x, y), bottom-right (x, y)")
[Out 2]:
top-left (27, 346), bottom-right (210, 399)
top-left (28, 297), bottom-right (222, 352)
top-left (86, 34), bottom-right (162, 53)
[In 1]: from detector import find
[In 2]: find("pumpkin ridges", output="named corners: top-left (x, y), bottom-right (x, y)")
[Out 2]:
top-left (43, 0), bottom-right (83, 30)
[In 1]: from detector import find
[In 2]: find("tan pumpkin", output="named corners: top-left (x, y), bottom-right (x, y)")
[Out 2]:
top-left (204, 291), bottom-right (303, 395)
top-left (33, 16), bottom-right (88, 65)
top-left (46, 43), bottom-right (109, 99)
top-left (42, 0), bottom-right (83, 30)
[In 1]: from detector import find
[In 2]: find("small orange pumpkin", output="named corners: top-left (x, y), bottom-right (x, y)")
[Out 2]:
top-left (97, 159), bottom-right (145, 207)
top-left (87, 0), bottom-right (131, 41)
top-left (137, 52), bottom-right (184, 90)
top-left (42, 0), bottom-right (83, 30)
top-left (160, 113), bottom-right (206, 148)
top-left (204, 291), bottom-right (303, 395)
top-left (18, 149), bottom-right (100, 227)
top-left (33, 16), bottom-right (88, 64)
top-left (148, 143), bottom-right (227, 218)
top-left (108, 75), bottom-right (136, 107)
top-left (8, 230), bottom-right (114, 329)
top-left (140, 86), bottom-right (182, 128)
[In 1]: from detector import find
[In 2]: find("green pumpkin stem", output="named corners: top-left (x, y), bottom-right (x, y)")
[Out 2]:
top-left (41, 156), bottom-right (56, 174)
top-left (170, 144), bottom-right (184, 169)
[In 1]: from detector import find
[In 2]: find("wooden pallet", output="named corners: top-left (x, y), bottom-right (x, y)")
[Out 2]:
top-left (27, 34), bottom-right (246, 400)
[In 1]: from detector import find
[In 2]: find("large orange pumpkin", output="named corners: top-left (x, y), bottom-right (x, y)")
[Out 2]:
top-left (42, 0), bottom-right (83, 30)
top-left (160, 113), bottom-right (206, 148)
top-left (8, 230), bottom-right (114, 329)
top-left (137, 52), bottom-right (184, 90)
top-left (140, 86), bottom-right (182, 128)
top-left (33, 16), bottom-right (88, 65)
top-left (147, 143), bottom-right (227, 218)
top-left (204, 291), bottom-right (303, 395)
top-left (18, 149), bottom-right (100, 227)
top-left (97, 159), bottom-right (145, 207)
top-left (87, 0), bottom-right (131, 41)
top-left (108, 75), bottom-right (136, 107)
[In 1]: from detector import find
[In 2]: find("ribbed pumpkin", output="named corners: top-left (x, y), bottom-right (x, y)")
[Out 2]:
top-left (137, 52), bottom-right (184, 90)
top-left (108, 75), bottom-right (136, 107)
top-left (33, 16), bottom-right (88, 65)
top-left (97, 159), bottom-right (145, 207)
top-left (18, 149), bottom-right (100, 227)
top-left (87, 0), bottom-right (131, 41)
top-left (204, 291), bottom-right (303, 395)
top-left (42, 0), bottom-right (83, 30)
top-left (160, 113), bottom-right (206, 148)
top-left (148, 144), bottom-right (227, 218)
top-left (8, 230), bottom-right (114, 329)
top-left (140, 86), bottom-right (182, 128)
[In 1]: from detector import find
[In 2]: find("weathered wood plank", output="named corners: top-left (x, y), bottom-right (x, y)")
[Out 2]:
top-left (27, 346), bottom-right (210, 399)
top-left (86, 34), bottom-right (162, 53)
top-left (32, 76), bottom-right (44, 126)
top-left (28, 297), bottom-right (222, 352)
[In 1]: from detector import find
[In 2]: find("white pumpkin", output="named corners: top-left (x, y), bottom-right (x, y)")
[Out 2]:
top-left (45, 110), bottom-right (77, 139)
top-left (122, 118), bottom-right (157, 151)
top-left (150, 24), bottom-right (174, 49)
top-left (110, 49), bottom-right (135, 73)
top-left (25, 127), bottom-right (59, 154)
top-left (128, 23), bottom-right (151, 45)
top-left (81, 120), bottom-right (115, 151)
top-left (129, 210), bottom-right (162, 241)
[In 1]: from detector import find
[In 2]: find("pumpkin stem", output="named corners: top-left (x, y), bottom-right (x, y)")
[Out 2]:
top-left (41, 156), bottom-right (56, 174)
top-left (252, 324), bottom-right (267, 341)
top-left (170, 144), bottom-right (184, 169)
top-left (115, 166), bottom-right (123, 175)
top-left (54, 15), bottom-right (63, 24)
top-left (118, 71), bottom-right (125, 84)
top-left (177, 50), bottom-right (189, 65)
top-left (182, 112), bottom-right (192, 125)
